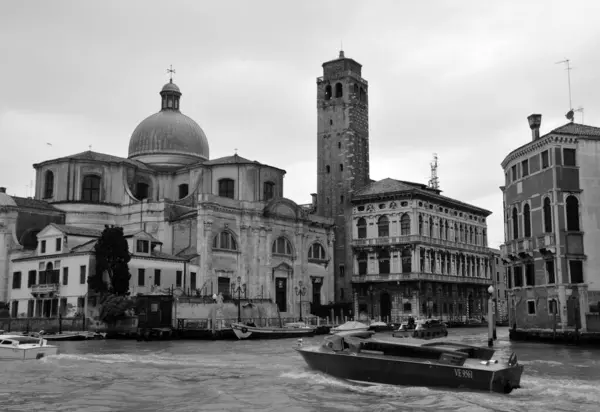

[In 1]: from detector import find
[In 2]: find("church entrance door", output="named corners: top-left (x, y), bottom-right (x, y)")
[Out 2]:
top-left (276, 278), bottom-right (287, 313)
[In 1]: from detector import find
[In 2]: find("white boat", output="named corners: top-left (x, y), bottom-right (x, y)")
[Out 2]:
top-left (330, 321), bottom-right (369, 334)
top-left (0, 334), bottom-right (59, 360)
top-left (231, 322), bottom-right (317, 340)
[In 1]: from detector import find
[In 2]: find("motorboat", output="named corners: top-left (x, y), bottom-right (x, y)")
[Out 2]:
top-left (330, 321), bottom-right (369, 334)
top-left (393, 319), bottom-right (448, 339)
top-left (368, 321), bottom-right (395, 332)
top-left (231, 322), bottom-right (316, 340)
top-left (295, 332), bottom-right (524, 394)
top-left (0, 334), bottom-right (59, 360)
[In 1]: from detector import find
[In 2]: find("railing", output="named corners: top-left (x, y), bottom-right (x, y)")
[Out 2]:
top-left (352, 234), bottom-right (489, 254)
top-left (352, 272), bottom-right (491, 284)
top-left (31, 283), bottom-right (60, 294)
top-left (176, 316), bottom-right (330, 331)
top-left (536, 234), bottom-right (556, 249)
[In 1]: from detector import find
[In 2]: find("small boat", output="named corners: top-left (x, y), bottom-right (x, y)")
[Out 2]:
top-left (295, 332), bottom-right (524, 394)
top-left (231, 322), bottom-right (316, 340)
top-left (0, 334), bottom-right (59, 360)
top-left (368, 321), bottom-right (394, 332)
top-left (393, 319), bottom-right (448, 339)
top-left (330, 321), bottom-right (369, 334)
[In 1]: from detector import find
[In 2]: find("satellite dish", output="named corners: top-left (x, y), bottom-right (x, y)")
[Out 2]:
top-left (566, 110), bottom-right (575, 121)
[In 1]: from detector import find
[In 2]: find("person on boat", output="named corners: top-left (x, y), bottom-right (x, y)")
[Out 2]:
top-left (408, 317), bottom-right (415, 328)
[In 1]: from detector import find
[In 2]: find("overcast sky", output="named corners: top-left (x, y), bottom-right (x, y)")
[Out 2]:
top-left (2, 0), bottom-right (600, 248)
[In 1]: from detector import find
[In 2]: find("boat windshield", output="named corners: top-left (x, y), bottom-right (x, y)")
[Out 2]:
top-left (1, 336), bottom-right (41, 345)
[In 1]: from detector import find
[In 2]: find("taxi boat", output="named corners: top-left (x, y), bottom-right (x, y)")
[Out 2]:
top-left (295, 332), bottom-right (524, 394)
top-left (0, 334), bottom-right (59, 360)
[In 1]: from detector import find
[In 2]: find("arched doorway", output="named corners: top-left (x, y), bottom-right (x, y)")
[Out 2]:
top-left (380, 292), bottom-right (391, 322)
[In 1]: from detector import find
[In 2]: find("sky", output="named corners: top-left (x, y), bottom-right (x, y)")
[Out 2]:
top-left (2, 0), bottom-right (600, 249)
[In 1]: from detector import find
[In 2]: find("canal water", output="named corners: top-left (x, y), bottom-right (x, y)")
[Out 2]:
top-left (1, 327), bottom-right (598, 412)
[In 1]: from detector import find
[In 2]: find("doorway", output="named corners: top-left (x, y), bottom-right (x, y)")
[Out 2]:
top-left (380, 292), bottom-right (391, 321)
top-left (275, 278), bottom-right (287, 313)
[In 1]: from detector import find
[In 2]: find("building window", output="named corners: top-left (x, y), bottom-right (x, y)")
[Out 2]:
top-left (82, 175), bottom-right (101, 203)
top-left (546, 259), bottom-right (555, 284)
top-left (339, 265), bottom-right (345, 277)
top-left (523, 204), bottom-right (531, 237)
top-left (339, 164), bottom-right (343, 172)
top-left (543, 197), bottom-right (552, 233)
top-left (527, 300), bottom-right (536, 315)
top-left (525, 263), bottom-right (535, 286)
top-left (514, 266), bottom-right (523, 287)
top-left (401, 248), bottom-right (412, 273)
top-left (548, 298), bottom-right (558, 315)
top-left (512, 207), bottom-right (519, 240)
top-left (338, 142), bottom-right (341, 149)
top-left (400, 213), bottom-right (410, 235)
top-left (272, 236), bottom-right (292, 256)
top-left (566, 196), bottom-right (580, 231)
top-left (136, 182), bottom-right (149, 200)
top-left (176, 271), bottom-right (182, 288)
top-left (154, 269), bottom-right (161, 286)
top-left (263, 181), bottom-right (275, 201)
top-left (12, 272), bottom-right (21, 289)
top-left (521, 159), bottom-right (529, 177)
top-left (178, 184), bottom-right (189, 199)
top-left (41, 240), bottom-right (46, 253)
top-left (340, 195), bottom-right (344, 204)
top-left (563, 148), bottom-right (576, 166)
top-left (357, 252), bottom-right (368, 275)
top-left (357, 218), bottom-right (367, 239)
top-left (28, 270), bottom-right (36, 287)
top-left (80, 266), bottom-right (86, 284)
top-left (335, 82), bottom-right (343, 98)
top-left (138, 269), bottom-right (145, 286)
top-left (56, 238), bottom-right (62, 252)
top-left (429, 217), bottom-right (434, 238)
top-left (324, 84), bottom-right (332, 100)
top-left (569, 260), bottom-right (584, 284)
top-left (137, 240), bottom-right (149, 253)
top-left (326, 165), bottom-right (330, 173)
top-left (378, 250), bottom-right (390, 274)
top-left (190, 272), bottom-right (197, 291)
top-left (44, 170), bottom-right (54, 198)
top-left (511, 165), bottom-right (517, 181)
top-left (218, 178), bottom-right (235, 199)
top-left (308, 243), bottom-right (326, 260)
top-left (541, 150), bottom-right (549, 169)
top-left (62, 267), bottom-right (69, 285)
top-left (377, 216), bottom-right (389, 237)
top-left (213, 231), bottom-right (238, 251)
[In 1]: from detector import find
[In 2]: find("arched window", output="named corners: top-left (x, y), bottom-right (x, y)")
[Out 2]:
top-left (512, 207), bottom-right (519, 240)
top-left (400, 213), bottom-right (411, 235)
top-left (357, 218), bottom-right (367, 239)
top-left (334, 82), bottom-right (343, 98)
top-left (272, 236), bottom-right (292, 256)
top-left (218, 178), bottom-right (234, 199)
top-left (136, 182), bottom-right (149, 200)
top-left (454, 223), bottom-right (458, 242)
top-left (523, 204), bottom-right (531, 237)
top-left (566, 196), bottom-right (580, 231)
top-left (469, 227), bottom-right (474, 243)
top-left (353, 84), bottom-right (359, 95)
top-left (44, 170), bottom-right (54, 198)
top-left (378, 250), bottom-right (390, 274)
top-left (81, 175), bottom-right (101, 203)
top-left (308, 243), bottom-right (326, 260)
top-left (429, 217), bottom-right (434, 237)
top-left (178, 184), bottom-right (189, 199)
top-left (543, 197), bottom-right (552, 233)
top-left (212, 232), bottom-right (237, 251)
top-left (377, 216), bottom-right (389, 237)
top-left (401, 248), bottom-right (411, 272)
top-left (482, 229), bottom-right (487, 246)
top-left (418, 215), bottom-right (423, 235)
top-left (263, 181), bottom-right (275, 201)
top-left (459, 225), bottom-right (464, 242)
top-left (324, 85), bottom-right (332, 100)
top-left (359, 87), bottom-right (366, 102)
top-left (357, 252), bottom-right (368, 275)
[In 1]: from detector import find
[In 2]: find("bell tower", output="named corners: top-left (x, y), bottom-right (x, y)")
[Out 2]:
top-left (316, 50), bottom-right (370, 303)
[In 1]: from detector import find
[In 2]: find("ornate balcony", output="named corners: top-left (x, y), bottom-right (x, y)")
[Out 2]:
top-left (31, 283), bottom-right (60, 296)
top-left (536, 234), bottom-right (557, 254)
top-left (502, 238), bottom-right (534, 260)
top-left (352, 272), bottom-right (491, 285)
top-left (351, 234), bottom-right (489, 254)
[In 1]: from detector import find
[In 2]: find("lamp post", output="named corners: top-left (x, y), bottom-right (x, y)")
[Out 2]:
top-left (231, 276), bottom-right (246, 323)
top-left (295, 281), bottom-right (308, 322)
top-left (487, 285), bottom-right (495, 347)
top-left (368, 285), bottom-right (375, 320)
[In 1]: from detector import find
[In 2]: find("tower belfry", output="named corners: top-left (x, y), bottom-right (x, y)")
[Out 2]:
top-left (315, 51), bottom-right (370, 302)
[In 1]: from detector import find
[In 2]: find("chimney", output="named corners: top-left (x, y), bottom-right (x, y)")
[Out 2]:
top-left (527, 114), bottom-right (542, 140)
top-left (310, 193), bottom-right (317, 207)
top-left (0, 187), bottom-right (6, 193)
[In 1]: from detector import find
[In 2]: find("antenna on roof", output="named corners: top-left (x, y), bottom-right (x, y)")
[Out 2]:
top-left (428, 153), bottom-right (439, 190)
top-left (555, 59), bottom-right (576, 121)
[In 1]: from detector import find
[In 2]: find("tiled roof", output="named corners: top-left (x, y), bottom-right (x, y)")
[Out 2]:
top-left (175, 246), bottom-right (199, 260)
top-left (52, 224), bottom-right (102, 237)
top-left (353, 178), bottom-right (418, 197)
top-left (12, 197), bottom-right (63, 212)
top-left (33, 150), bottom-right (152, 170)
top-left (204, 153), bottom-right (286, 172)
top-left (70, 239), bottom-right (97, 252)
top-left (131, 250), bottom-right (188, 261)
top-left (551, 122), bottom-right (600, 137)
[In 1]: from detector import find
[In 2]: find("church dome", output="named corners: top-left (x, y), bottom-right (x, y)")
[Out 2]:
top-left (128, 79), bottom-right (209, 168)
top-left (0, 188), bottom-right (17, 207)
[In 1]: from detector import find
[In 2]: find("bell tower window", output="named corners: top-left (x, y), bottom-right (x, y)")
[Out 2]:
top-left (335, 82), bottom-right (343, 98)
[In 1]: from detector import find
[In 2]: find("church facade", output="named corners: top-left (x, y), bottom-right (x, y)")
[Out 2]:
top-left (0, 76), bottom-right (335, 319)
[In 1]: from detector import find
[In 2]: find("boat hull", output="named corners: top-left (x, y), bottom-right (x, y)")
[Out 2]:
top-left (231, 323), bottom-right (316, 340)
top-left (295, 348), bottom-right (523, 394)
top-left (0, 346), bottom-right (59, 360)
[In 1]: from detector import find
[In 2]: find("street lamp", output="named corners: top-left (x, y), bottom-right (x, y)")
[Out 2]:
top-left (368, 284), bottom-right (375, 320)
top-left (295, 281), bottom-right (308, 322)
top-left (231, 276), bottom-right (246, 322)
top-left (487, 285), bottom-right (495, 347)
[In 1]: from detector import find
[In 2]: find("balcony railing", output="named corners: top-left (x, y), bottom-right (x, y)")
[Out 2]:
top-left (352, 272), bottom-right (491, 285)
top-left (352, 234), bottom-right (489, 254)
top-left (31, 283), bottom-right (60, 295)
top-left (502, 234), bottom-right (556, 259)
top-left (536, 234), bottom-right (556, 250)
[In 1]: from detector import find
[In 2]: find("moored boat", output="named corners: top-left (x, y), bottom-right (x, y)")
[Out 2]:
top-left (295, 332), bottom-right (524, 394)
top-left (393, 319), bottom-right (448, 339)
top-left (231, 322), bottom-right (316, 340)
top-left (330, 321), bottom-right (369, 334)
top-left (0, 334), bottom-right (59, 360)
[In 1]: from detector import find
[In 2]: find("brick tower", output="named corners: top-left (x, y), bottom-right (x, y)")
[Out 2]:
top-left (316, 50), bottom-right (370, 303)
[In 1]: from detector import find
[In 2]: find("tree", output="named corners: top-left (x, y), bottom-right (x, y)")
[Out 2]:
top-left (89, 225), bottom-right (132, 296)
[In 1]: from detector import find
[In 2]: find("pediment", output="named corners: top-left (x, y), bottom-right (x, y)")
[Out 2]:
top-left (265, 198), bottom-right (300, 219)
top-left (37, 224), bottom-right (63, 239)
